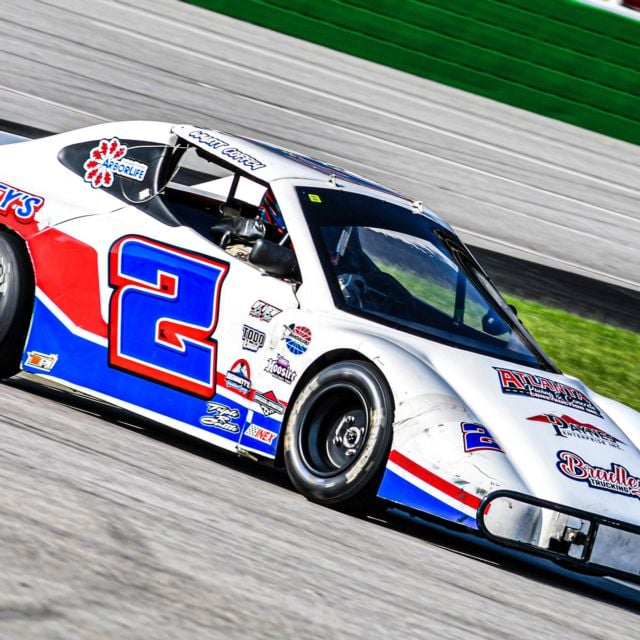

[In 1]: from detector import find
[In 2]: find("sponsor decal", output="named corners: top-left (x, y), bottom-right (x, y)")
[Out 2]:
top-left (283, 324), bottom-right (312, 355)
top-left (556, 450), bottom-right (640, 500)
top-left (265, 354), bottom-right (297, 384)
top-left (225, 359), bottom-right (251, 396)
top-left (495, 367), bottom-right (602, 417)
top-left (83, 138), bottom-right (148, 188)
top-left (244, 423), bottom-right (277, 445)
top-left (199, 401), bottom-right (241, 433)
top-left (25, 351), bottom-right (58, 372)
top-left (188, 130), bottom-right (266, 171)
top-left (254, 390), bottom-right (285, 416)
top-left (528, 414), bottom-right (623, 449)
top-left (242, 324), bottom-right (265, 352)
top-left (250, 300), bottom-right (282, 323)
top-left (461, 422), bottom-right (503, 453)
top-left (0, 182), bottom-right (44, 224)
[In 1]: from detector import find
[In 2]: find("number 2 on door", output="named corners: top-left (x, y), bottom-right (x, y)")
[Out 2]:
top-left (109, 236), bottom-right (228, 398)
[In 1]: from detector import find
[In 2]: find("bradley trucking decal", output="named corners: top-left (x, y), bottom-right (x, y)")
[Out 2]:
top-left (557, 450), bottom-right (640, 501)
top-left (495, 368), bottom-right (602, 417)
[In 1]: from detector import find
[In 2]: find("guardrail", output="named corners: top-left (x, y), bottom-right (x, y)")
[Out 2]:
top-left (184, 0), bottom-right (640, 145)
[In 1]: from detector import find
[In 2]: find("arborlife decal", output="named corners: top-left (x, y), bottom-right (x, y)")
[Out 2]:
top-left (199, 401), bottom-right (241, 433)
top-left (244, 423), bottom-right (277, 445)
top-left (0, 182), bottom-right (44, 224)
top-left (242, 324), bottom-right (265, 352)
top-left (254, 390), bottom-right (285, 416)
top-left (83, 138), bottom-right (148, 188)
top-left (25, 351), bottom-right (58, 372)
top-left (528, 414), bottom-right (623, 449)
top-left (250, 300), bottom-right (282, 323)
top-left (461, 422), bottom-right (503, 453)
top-left (265, 354), bottom-right (297, 384)
top-left (283, 324), bottom-right (312, 355)
top-left (225, 359), bottom-right (251, 396)
top-left (556, 450), bottom-right (640, 500)
top-left (495, 368), bottom-right (602, 417)
top-left (188, 130), bottom-right (266, 171)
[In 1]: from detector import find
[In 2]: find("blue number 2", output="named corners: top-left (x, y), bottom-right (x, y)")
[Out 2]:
top-left (109, 236), bottom-right (228, 398)
top-left (461, 422), bottom-right (503, 453)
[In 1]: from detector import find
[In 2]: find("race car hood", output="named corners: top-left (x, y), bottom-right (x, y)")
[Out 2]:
top-left (340, 318), bottom-right (640, 524)
top-left (384, 332), bottom-right (640, 525)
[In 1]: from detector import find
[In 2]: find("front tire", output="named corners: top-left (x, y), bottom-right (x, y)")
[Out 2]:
top-left (284, 360), bottom-right (393, 507)
top-left (0, 231), bottom-right (34, 379)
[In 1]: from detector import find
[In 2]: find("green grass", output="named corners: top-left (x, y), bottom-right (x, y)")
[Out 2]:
top-left (505, 295), bottom-right (640, 412)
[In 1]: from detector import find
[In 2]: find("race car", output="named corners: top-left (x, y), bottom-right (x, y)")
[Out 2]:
top-left (1, 121), bottom-right (639, 582)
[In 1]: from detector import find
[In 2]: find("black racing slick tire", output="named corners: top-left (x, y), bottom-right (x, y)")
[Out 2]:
top-left (0, 231), bottom-right (34, 379)
top-left (284, 360), bottom-right (393, 507)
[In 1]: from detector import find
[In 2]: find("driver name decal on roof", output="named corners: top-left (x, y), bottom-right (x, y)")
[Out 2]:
top-left (495, 367), bottom-right (602, 417)
top-left (0, 182), bottom-right (44, 224)
top-left (556, 450), bottom-right (640, 500)
top-left (83, 137), bottom-right (148, 188)
top-left (188, 130), bottom-right (265, 171)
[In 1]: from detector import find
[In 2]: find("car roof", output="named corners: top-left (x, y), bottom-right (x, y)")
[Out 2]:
top-left (172, 124), bottom-right (411, 201)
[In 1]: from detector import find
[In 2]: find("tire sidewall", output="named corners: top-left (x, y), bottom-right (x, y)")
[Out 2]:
top-left (284, 360), bottom-right (393, 505)
top-left (0, 231), bottom-right (33, 377)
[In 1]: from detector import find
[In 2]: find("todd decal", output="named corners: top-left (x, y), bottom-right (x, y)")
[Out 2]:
top-left (242, 324), bottom-right (265, 352)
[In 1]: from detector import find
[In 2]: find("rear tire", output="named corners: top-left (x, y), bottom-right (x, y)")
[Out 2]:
top-left (0, 231), bottom-right (34, 379)
top-left (284, 360), bottom-right (393, 507)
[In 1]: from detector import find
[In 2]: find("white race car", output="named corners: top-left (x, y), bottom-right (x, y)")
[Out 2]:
top-left (1, 122), bottom-right (639, 582)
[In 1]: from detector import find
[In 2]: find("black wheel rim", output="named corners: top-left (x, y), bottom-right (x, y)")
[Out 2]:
top-left (298, 382), bottom-right (370, 477)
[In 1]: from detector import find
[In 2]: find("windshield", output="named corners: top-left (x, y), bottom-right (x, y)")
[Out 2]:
top-left (297, 187), bottom-right (555, 370)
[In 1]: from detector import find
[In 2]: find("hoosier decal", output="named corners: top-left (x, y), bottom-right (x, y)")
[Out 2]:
top-left (556, 450), bottom-right (640, 500)
top-left (528, 414), bottom-right (623, 449)
top-left (265, 354), bottom-right (297, 384)
top-left (495, 368), bottom-right (602, 417)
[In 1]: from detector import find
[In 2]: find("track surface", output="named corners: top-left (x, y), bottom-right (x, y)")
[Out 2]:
top-left (0, 0), bottom-right (639, 637)
top-left (1, 0), bottom-right (639, 292)
top-left (1, 378), bottom-right (639, 639)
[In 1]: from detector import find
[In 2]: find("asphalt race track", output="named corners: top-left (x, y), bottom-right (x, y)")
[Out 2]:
top-left (1, 0), bottom-right (639, 637)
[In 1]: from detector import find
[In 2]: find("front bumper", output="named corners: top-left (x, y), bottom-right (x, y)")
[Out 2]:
top-left (478, 490), bottom-right (640, 584)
